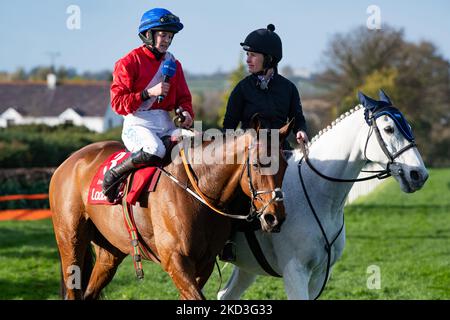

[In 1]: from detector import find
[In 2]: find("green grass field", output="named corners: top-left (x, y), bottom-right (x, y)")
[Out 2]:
top-left (1, 168), bottom-right (449, 300)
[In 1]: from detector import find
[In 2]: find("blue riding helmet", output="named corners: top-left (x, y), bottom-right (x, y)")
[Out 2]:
top-left (138, 8), bottom-right (184, 35)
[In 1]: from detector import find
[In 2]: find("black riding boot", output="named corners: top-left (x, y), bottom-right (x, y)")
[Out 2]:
top-left (102, 149), bottom-right (162, 202)
top-left (220, 238), bottom-right (237, 262)
top-left (220, 223), bottom-right (239, 262)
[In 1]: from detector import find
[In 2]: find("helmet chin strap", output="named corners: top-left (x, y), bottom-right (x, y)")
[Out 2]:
top-left (255, 55), bottom-right (276, 77)
top-left (254, 65), bottom-right (274, 76)
top-left (139, 32), bottom-right (153, 46)
top-left (139, 31), bottom-right (167, 60)
top-left (263, 55), bottom-right (273, 69)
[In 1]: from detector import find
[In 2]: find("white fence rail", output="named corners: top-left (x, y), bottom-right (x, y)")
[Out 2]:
top-left (346, 164), bottom-right (387, 204)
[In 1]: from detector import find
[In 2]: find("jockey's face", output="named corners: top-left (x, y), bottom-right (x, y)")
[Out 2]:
top-left (149, 30), bottom-right (174, 53)
top-left (246, 51), bottom-right (264, 74)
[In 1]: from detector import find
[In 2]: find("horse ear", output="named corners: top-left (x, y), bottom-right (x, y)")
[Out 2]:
top-left (250, 113), bottom-right (261, 133)
top-left (279, 118), bottom-right (295, 142)
top-left (379, 89), bottom-right (393, 105)
top-left (358, 91), bottom-right (378, 110)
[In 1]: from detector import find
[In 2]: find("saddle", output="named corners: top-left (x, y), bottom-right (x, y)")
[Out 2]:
top-left (88, 136), bottom-right (178, 206)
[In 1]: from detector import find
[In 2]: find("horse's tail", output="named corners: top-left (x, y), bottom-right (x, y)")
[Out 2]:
top-left (58, 252), bottom-right (66, 299)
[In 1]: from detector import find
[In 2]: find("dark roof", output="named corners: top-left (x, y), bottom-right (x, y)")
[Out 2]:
top-left (0, 82), bottom-right (110, 117)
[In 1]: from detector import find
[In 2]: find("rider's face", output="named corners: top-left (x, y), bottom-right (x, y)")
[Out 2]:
top-left (246, 51), bottom-right (264, 74)
top-left (150, 31), bottom-right (174, 52)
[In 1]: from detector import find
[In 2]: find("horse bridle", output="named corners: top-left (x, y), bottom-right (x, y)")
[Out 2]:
top-left (362, 111), bottom-right (417, 179)
top-left (173, 142), bottom-right (284, 221)
top-left (244, 144), bottom-right (284, 221)
top-left (304, 110), bottom-right (417, 183)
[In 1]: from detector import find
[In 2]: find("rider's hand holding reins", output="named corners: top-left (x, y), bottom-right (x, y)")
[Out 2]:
top-left (180, 111), bottom-right (193, 128)
top-left (174, 107), bottom-right (193, 129)
top-left (296, 130), bottom-right (309, 145)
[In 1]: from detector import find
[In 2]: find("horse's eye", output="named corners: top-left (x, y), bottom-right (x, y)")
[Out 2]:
top-left (254, 162), bottom-right (271, 168)
top-left (384, 126), bottom-right (395, 134)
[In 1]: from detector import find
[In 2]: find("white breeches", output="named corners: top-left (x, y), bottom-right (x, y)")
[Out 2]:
top-left (122, 110), bottom-right (176, 158)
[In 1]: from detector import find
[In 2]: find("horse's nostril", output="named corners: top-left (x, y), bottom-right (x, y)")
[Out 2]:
top-left (410, 170), bottom-right (420, 181)
top-left (263, 214), bottom-right (276, 226)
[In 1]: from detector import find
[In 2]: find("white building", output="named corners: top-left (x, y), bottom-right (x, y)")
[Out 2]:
top-left (0, 74), bottom-right (122, 133)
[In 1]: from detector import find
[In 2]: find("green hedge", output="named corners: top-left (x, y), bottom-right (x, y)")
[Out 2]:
top-left (0, 176), bottom-right (50, 210)
top-left (0, 124), bottom-right (121, 168)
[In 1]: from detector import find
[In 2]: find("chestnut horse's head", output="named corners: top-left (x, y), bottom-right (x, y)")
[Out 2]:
top-left (238, 115), bottom-right (294, 233)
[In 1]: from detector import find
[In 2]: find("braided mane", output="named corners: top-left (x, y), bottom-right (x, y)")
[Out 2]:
top-left (306, 104), bottom-right (363, 148)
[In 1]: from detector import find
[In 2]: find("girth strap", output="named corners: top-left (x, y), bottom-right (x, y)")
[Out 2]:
top-left (121, 173), bottom-right (160, 279)
top-left (244, 231), bottom-right (281, 278)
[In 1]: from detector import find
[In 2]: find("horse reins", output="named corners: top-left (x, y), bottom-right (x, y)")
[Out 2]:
top-left (297, 159), bottom-right (344, 300)
top-left (178, 147), bottom-right (249, 220)
top-left (297, 111), bottom-right (417, 300)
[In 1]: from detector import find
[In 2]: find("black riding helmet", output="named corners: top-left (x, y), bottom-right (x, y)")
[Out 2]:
top-left (240, 24), bottom-right (283, 69)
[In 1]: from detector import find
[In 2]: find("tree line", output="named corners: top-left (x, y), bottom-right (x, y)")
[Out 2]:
top-left (317, 25), bottom-right (450, 166)
top-left (1, 24), bottom-right (448, 167)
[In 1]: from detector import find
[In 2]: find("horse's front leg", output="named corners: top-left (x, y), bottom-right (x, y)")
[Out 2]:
top-left (282, 258), bottom-right (311, 300)
top-left (218, 266), bottom-right (257, 300)
top-left (164, 253), bottom-right (206, 300)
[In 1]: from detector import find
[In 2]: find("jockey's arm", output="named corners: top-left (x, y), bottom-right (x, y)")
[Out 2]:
top-left (175, 61), bottom-right (194, 127)
top-left (110, 59), bottom-right (144, 115)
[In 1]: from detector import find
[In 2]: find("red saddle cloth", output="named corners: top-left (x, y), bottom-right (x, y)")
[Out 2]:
top-left (88, 150), bottom-right (161, 206)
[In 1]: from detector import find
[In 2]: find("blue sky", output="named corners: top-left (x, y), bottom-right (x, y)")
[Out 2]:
top-left (1, 0), bottom-right (449, 74)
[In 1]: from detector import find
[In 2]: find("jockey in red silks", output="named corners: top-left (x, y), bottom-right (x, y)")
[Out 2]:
top-left (103, 8), bottom-right (194, 202)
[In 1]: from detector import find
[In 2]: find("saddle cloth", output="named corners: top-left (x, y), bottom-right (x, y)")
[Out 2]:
top-left (88, 150), bottom-right (161, 206)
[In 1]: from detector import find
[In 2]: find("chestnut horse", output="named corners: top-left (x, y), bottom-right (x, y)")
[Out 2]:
top-left (49, 118), bottom-right (292, 300)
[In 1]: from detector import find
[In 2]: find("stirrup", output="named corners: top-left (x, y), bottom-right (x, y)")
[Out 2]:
top-left (103, 174), bottom-right (128, 203)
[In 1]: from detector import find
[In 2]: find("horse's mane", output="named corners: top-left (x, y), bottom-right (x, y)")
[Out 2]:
top-left (185, 129), bottom-right (248, 149)
top-left (292, 104), bottom-right (363, 161)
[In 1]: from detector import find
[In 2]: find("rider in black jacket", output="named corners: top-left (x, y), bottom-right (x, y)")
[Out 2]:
top-left (222, 24), bottom-right (308, 148)
top-left (220, 24), bottom-right (309, 261)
